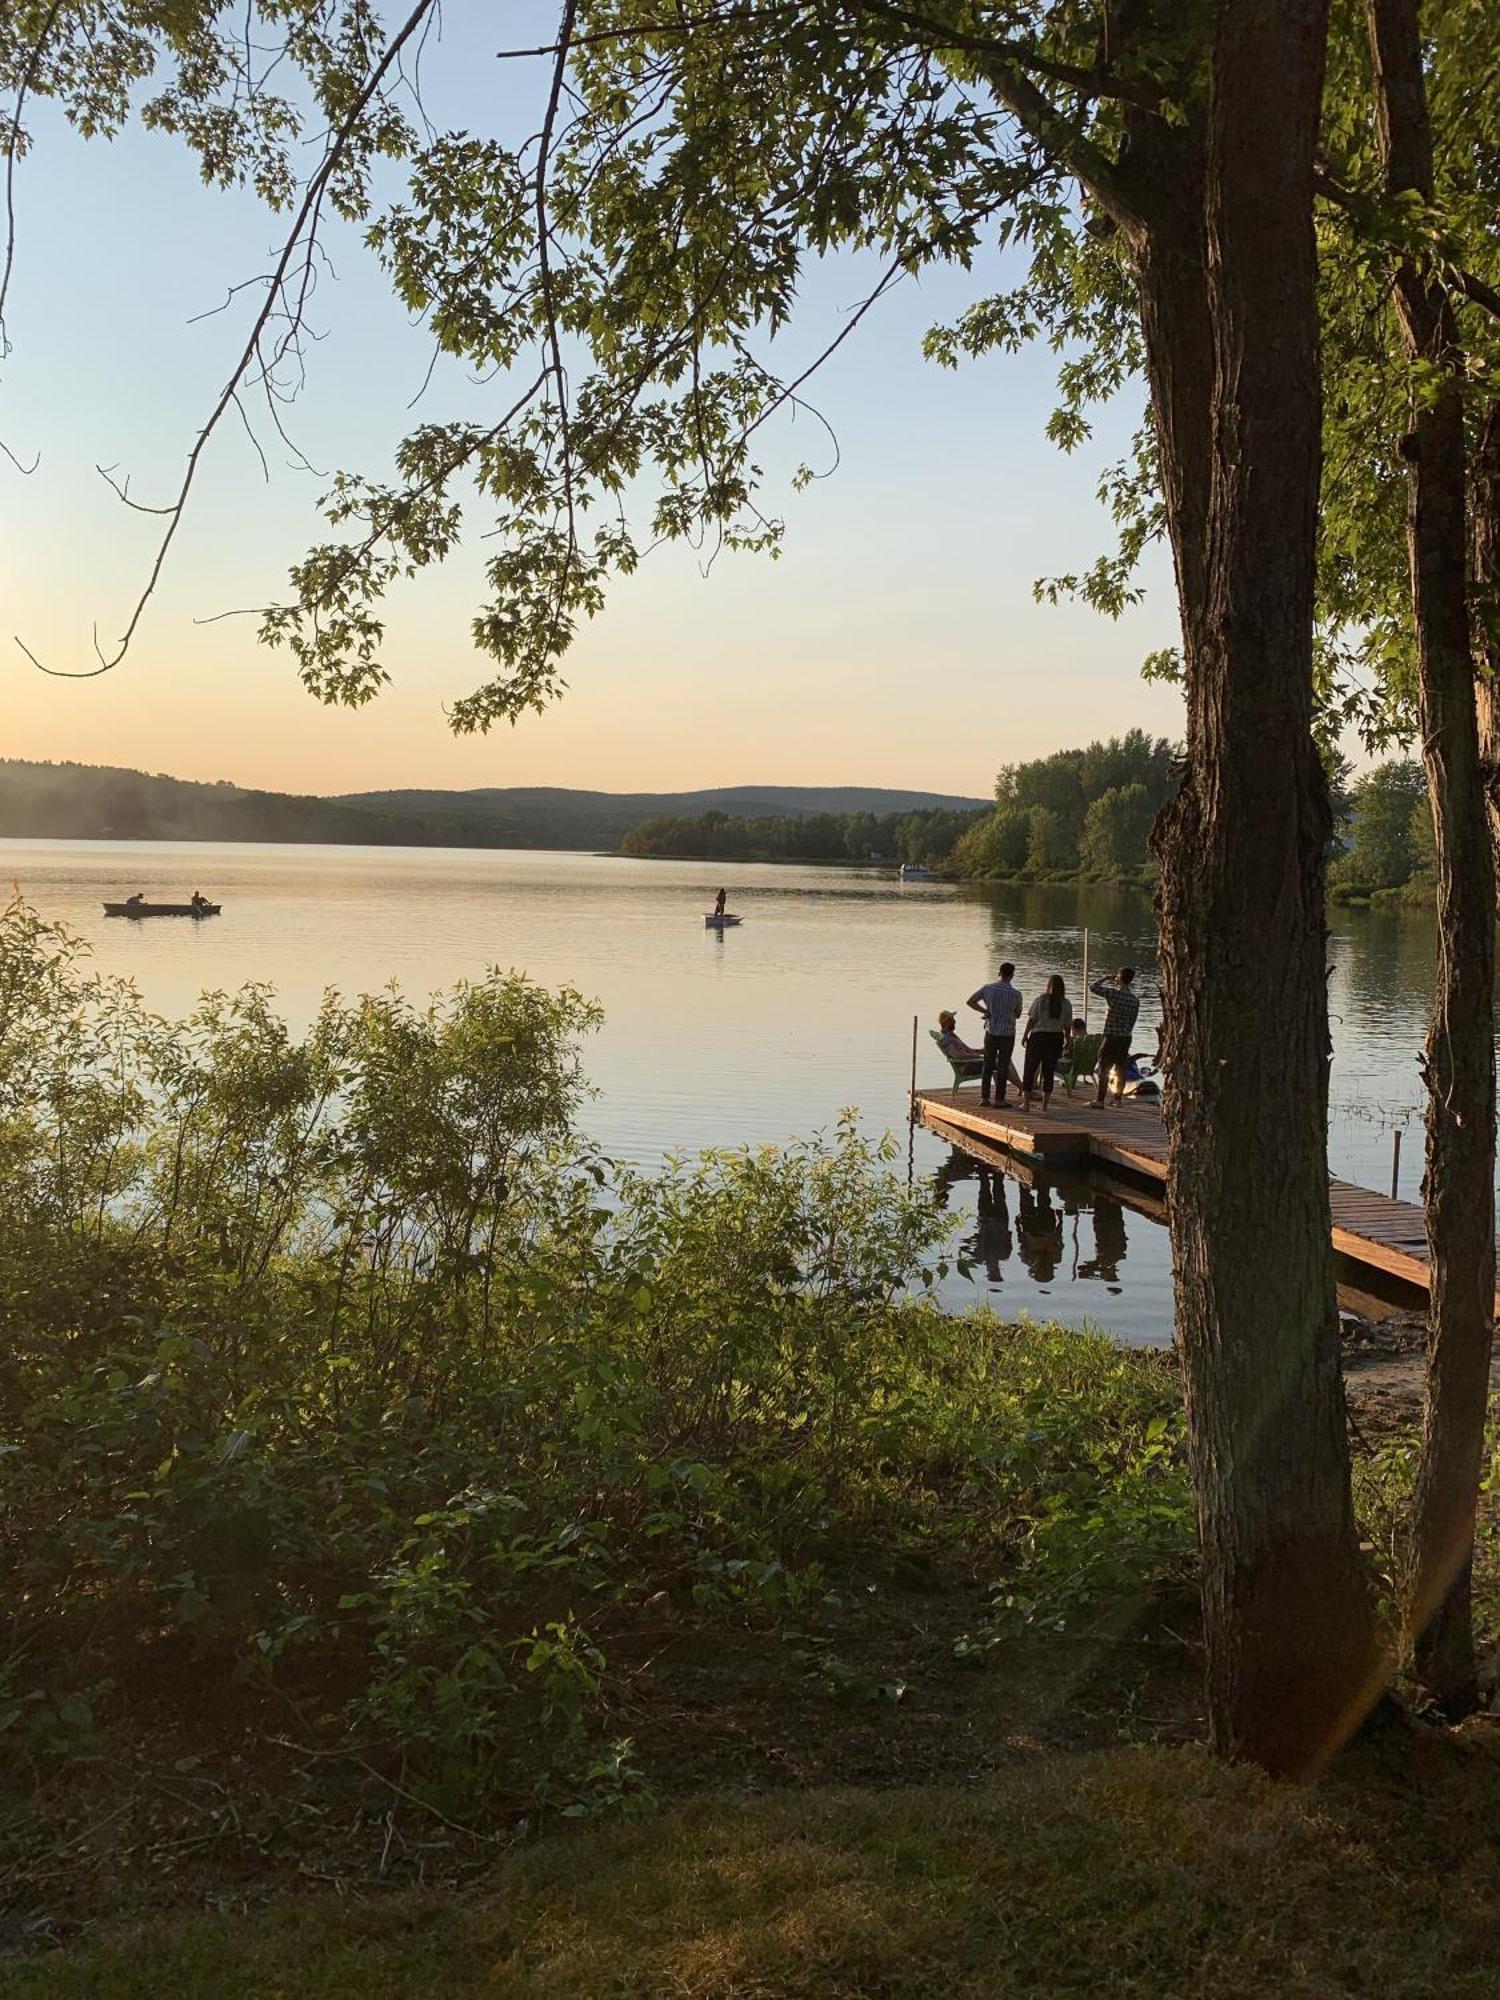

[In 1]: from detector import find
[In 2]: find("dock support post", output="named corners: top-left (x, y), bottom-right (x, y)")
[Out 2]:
top-left (1390, 1127), bottom-right (1402, 1200)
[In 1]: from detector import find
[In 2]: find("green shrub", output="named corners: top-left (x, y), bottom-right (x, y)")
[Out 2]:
top-left (0, 898), bottom-right (1192, 1825)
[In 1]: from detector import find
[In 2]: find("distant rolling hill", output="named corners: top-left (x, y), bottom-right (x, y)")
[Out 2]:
top-left (0, 762), bottom-right (986, 851)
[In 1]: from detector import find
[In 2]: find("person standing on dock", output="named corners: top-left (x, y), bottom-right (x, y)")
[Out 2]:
top-left (966, 961), bottom-right (1023, 1108)
top-left (1021, 975), bottom-right (1073, 1111)
top-left (1089, 967), bottom-right (1141, 1107)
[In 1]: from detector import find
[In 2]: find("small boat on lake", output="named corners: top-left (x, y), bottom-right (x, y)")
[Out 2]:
top-left (104, 900), bottom-right (221, 919)
top-left (704, 912), bottom-right (743, 928)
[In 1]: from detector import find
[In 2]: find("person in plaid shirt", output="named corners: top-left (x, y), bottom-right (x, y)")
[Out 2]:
top-left (1090, 967), bottom-right (1141, 1106)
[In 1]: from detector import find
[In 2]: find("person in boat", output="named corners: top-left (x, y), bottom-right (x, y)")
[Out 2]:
top-left (1089, 966), bottom-right (1141, 1107)
top-left (1021, 974), bottom-right (1072, 1112)
top-left (125, 892), bottom-right (146, 910)
top-left (189, 890), bottom-right (211, 913)
top-left (713, 887), bottom-right (727, 918)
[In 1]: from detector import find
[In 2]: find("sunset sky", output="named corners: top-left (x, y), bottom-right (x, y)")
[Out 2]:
top-left (2, 6), bottom-right (1186, 800)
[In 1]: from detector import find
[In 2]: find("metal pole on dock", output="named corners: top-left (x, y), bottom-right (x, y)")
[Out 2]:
top-left (1082, 927), bottom-right (1089, 1028)
top-left (907, 1014), bottom-right (919, 1188)
top-left (1390, 1127), bottom-right (1402, 1200)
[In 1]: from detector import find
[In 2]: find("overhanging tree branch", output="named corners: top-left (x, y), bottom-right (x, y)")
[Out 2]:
top-left (1315, 165), bottom-right (1500, 322)
top-left (14, 0), bottom-right (440, 680)
top-left (854, 1), bottom-right (1145, 232)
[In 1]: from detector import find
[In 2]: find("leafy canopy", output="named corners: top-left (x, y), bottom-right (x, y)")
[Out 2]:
top-left (1, 2), bottom-right (1184, 723)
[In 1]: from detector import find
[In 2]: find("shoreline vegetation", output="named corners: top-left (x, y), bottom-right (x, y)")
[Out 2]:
top-left (3, 894), bottom-right (1498, 1994)
top-left (0, 751), bottom-right (1440, 906)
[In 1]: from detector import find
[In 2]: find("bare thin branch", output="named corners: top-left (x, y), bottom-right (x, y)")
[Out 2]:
top-left (17, 0), bottom-right (441, 681)
top-left (536, 0), bottom-right (580, 637)
top-left (495, 3), bottom-right (801, 62)
top-left (95, 464), bottom-right (176, 515)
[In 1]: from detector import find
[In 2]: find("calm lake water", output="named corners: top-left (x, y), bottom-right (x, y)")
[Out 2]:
top-left (3, 839), bottom-right (1440, 1347)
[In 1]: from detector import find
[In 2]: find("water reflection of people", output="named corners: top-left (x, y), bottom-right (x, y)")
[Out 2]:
top-left (930, 1147), bottom-right (974, 1208)
top-left (973, 1167), bottom-right (1012, 1282)
top-left (1078, 1193), bottom-right (1128, 1284)
top-left (1016, 1182), bottom-right (1064, 1283)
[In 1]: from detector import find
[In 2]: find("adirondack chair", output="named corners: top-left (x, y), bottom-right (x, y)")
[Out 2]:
top-left (1058, 1035), bottom-right (1101, 1097)
top-left (929, 1029), bottom-right (984, 1088)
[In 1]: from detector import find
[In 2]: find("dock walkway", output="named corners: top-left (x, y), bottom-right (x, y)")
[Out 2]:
top-left (913, 1087), bottom-right (1469, 1308)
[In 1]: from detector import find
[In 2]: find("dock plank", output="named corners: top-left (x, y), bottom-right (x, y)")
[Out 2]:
top-left (913, 1087), bottom-right (1491, 1313)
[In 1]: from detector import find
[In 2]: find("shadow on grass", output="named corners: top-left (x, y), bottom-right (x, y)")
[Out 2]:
top-left (10, 1728), bottom-right (1500, 1998)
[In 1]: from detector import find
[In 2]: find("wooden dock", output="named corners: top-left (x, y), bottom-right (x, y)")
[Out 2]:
top-left (914, 1086), bottom-right (1480, 1310)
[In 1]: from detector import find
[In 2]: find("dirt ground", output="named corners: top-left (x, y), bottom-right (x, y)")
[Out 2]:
top-left (1338, 1307), bottom-right (1500, 1443)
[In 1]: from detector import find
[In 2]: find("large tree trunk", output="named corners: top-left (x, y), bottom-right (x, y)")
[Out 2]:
top-left (1473, 406), bottom-right (1500, 860)
top-left (1144, 0), bottom-right (1380, 1775)
top-left (1367, 0), bottom-right (1496, 1717)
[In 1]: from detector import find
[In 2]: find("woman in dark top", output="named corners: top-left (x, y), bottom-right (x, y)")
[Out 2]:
top-left (1021, 974), bottom-right (1073, 1111)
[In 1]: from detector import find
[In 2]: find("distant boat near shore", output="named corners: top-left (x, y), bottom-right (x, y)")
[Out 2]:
top-left (104, 901), bottom-right (221, 919)
top-left (704, 911), bottom-right (743, 928)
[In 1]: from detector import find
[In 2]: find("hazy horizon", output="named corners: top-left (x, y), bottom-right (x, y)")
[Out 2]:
top-left (2, 756), bottom-right (993, 806)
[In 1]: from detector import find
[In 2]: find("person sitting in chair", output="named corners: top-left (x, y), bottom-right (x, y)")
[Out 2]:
top-left (937, 1010), bottom-right (1021, 1094)
top-left (935, 1010), bottom-right (982, 1076)
top-left (1060, 1018), bottom-right (1102, 1092)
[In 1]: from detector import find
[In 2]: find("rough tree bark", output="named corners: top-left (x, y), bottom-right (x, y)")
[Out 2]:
top-left (1367, 0), bottom-right (1496, 1716)
top-left (1472, 407), bottom-right (1500, 857)
top-left (1143, 0), bottom-right (1382, 1774)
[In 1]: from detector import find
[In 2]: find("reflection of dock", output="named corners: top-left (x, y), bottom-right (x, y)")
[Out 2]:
top-left (914, 1088), bottom-right (1476, 1311)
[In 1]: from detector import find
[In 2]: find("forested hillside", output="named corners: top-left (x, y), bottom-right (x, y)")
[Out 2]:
top-left (0, 761), bottom-right (468, 845)
top-left (0, 763), bottom-right (983, 851)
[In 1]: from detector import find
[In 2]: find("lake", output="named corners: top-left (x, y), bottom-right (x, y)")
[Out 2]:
top-left (2, 839), bottom-right (1439, 1347)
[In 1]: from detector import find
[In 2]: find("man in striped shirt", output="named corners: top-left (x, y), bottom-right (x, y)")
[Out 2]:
top-left (1090, 967), bottom-right (1141, 1106)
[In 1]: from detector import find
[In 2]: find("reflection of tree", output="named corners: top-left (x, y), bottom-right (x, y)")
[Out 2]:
top-left (1016, 1183), bottom-right (1064, 1284)
top-left (1327, 901), bottom-right (1434, 1118)
top-left (1078, 1194), bottom-right (1128, 1283)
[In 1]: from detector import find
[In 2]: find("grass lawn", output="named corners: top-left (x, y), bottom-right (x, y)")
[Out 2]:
top-left (10, 1733), bottom-right (1500, 1998)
